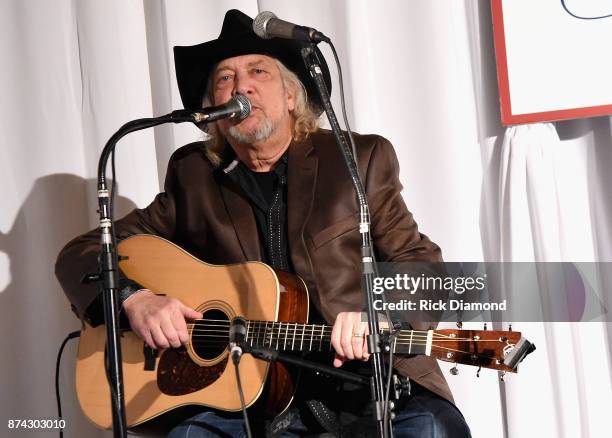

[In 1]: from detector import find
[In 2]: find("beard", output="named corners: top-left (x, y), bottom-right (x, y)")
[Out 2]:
top-left (227, 116), bottom-right (275, 144)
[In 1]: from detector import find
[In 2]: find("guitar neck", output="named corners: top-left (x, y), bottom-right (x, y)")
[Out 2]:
top-left (242, 320), bottom-right (431, 356)
top-left (192, 317), bottom-right (530, 373)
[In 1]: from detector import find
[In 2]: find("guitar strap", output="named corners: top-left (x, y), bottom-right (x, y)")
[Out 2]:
top-left (265, 407), bottom-right (300, 437)
top-left (305, 399), bottom-right (341, 436)
top-left (263, 401), bottom-right (341, 437)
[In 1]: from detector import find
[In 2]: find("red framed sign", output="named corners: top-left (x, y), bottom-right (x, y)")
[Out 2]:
top-left (491, 0), bottom-right (612, 125)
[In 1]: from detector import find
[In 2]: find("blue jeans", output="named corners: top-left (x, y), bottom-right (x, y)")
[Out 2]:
top-left (167, 384), bottom-right (471, 438)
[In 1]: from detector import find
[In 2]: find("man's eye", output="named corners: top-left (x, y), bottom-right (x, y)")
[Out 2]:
top-left (254, 68), bottom-right (265, 74)
top-left (216, 74), bottom-right (233, 85)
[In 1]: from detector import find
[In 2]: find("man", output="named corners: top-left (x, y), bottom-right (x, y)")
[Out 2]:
top-left (56, 9), bottom-right (470, 438)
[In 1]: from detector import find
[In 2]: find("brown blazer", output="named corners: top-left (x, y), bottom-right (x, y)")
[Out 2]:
top-left (55, 129), bottom-right (453, 404)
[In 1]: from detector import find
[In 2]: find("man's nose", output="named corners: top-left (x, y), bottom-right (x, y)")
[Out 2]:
top-left (232, 74), bottom-right (254, 97)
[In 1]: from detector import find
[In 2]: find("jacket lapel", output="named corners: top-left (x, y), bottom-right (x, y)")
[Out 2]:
top-left (287, 137), bottom-right (318, 280)
top-left (217, 175), bottom-right (261, 262)
top-left (215, 137), bottom-right (318, 268)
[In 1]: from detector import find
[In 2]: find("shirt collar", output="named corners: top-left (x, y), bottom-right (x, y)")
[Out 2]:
top-left (217, 142), bottom-right (289, 176)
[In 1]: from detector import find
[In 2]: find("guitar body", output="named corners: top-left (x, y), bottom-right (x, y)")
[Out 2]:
top-left (75, 234), bottom-right (309, 429)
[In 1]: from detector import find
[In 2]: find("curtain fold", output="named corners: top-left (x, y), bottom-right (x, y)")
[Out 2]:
top-left (496, 123), bottom-right (612, 438)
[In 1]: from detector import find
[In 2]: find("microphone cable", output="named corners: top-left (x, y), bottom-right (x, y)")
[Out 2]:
top-left (56, 330), bottom-right (81, 438)
top-left (232, 352), bottom-right (253, 438)
top-left (326, 39), bottom-right (400, 437)
top-left (382, 332), bottom-right (399, 438)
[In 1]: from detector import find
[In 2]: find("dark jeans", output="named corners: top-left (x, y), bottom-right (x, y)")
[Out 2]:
top-left (166, 383), bottom-right (471, 438)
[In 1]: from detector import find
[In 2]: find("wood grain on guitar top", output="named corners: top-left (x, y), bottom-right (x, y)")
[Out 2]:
top-left (75, 234), bottom-right (309, 429)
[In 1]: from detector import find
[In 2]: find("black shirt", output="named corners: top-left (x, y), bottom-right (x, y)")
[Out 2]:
top-left (217, 145), bottom-right (372, 435)
top-left (218, 146), bottom-right (293, 273)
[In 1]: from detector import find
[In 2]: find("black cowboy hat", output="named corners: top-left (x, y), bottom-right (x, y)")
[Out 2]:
top-left (173, 9), bottom-right (332, 112)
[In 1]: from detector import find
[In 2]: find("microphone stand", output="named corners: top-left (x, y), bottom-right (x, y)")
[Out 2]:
top-left (300, 44), bottom-right (391, 438)
top-left (93, 111), bottom-right (201, 438)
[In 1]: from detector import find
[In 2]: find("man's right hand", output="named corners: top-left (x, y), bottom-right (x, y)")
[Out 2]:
top-left (122, 290), bottom-right (203, 349)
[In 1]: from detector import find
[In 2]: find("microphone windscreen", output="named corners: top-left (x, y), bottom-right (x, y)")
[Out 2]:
top-left (253, 11), bottom-right (276, 39)
top-left (233, 95), bottom-right (252, 120)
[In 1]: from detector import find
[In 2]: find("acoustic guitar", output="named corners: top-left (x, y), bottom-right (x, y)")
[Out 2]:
top-left (75, 234), bottom-right (534, 429)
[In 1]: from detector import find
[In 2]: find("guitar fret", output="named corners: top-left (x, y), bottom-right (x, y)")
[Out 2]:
top-left (319, 325), bottom-right (324, 351)
top-left (309, 324), bottom-right (314, 351)
top-left (238, 321), bottom-right (343, 352)
top-left (300, 323), bottom-right (305, 351)
top-left (261, 321), bottom-right (265, 346)
top-left (283, 323), bottom-right (288, 350)
top-left (408, 330), bottom-right (413, 354)
top-left (246, 320), bottom-right (251, 346)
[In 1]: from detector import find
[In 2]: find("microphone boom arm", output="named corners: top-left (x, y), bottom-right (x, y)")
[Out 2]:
top-left (94, 105), bottom-right (234, 437)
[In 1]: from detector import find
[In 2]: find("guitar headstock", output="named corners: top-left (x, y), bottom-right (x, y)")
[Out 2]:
top-left (427, 329), bottom-right (535, 373)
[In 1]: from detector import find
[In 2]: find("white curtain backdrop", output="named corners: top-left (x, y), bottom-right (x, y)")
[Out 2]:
top-left (1, 1), bottom-right (610, 437)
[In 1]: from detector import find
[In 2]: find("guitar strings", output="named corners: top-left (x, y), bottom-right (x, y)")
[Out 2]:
top-left (186, 328), bottom-right (503, 343)
top-left (185, 328), bottom-right (502, 339)
top-left (189, 338), bottom-right (502, 345)
top-left (185, 333), bottom-right (504, 346)
top-left (182, 322), bottom-right (509, 358)
top-left (187, 336), bottom-right (504, 347)
top-left (187, 333), bottom-right (504, 343)
top-left (186, 321), bottom-right (481, 335)
top-left (185, 340), bottom-right (501, 362)
top-left (185, 320), bottom-right (505, 339)
top-left (186, 340), bottom-right (485, 351)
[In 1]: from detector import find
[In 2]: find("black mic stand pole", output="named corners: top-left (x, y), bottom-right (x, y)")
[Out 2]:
top-left (300, 44), bottom-right (390, 438)
top-left (94, 111), bottom-right (198, 437)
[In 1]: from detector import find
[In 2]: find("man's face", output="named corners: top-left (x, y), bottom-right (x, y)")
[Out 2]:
top-left (211, 54), bottom-right (295, 145)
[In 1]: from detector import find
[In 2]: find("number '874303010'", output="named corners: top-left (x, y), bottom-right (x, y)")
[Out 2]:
top-left (7, 419), bottom-right (65, 430)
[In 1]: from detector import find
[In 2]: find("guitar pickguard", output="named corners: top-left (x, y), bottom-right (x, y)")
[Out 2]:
top-left (157, 347), bottom-right (228, 396)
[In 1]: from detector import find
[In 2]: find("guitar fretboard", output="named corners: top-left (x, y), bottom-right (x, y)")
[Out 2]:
top-left (242, 320), bottom-right (430, 355)
top-left (245, 321), bottom-right (333, 352)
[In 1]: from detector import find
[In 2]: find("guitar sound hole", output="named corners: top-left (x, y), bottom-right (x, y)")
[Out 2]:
top-left (192, 309), bottom-right (229, 361)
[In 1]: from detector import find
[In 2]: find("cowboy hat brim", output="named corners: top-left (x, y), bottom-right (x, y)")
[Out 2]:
top-left (173, 9), bottom-right (332, 113)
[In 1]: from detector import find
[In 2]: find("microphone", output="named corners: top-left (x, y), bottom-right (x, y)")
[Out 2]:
top-left (229, 316), bottom-right (247, 364)
top-left (253, 11), bottom-right (330, 44)
top-left (179, 95), bottom-right (251, 124)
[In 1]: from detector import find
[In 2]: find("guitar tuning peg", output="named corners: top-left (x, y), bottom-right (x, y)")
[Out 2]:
top-left (483, 323), bottom-right (488, 331)
top-left (456, 321), bottom-right (463, 330)
top-left (499, 371), bottom-right (506, 382)
top-left (508, 324), bottom-right (513, 332)
top-left (450, 364), bottom-right (459, 375)
top-left (476, 366), bottom-right (481, 378)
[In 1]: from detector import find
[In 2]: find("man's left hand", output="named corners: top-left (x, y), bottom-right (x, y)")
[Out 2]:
top-left (331, 311), bottom-right (370, 368)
